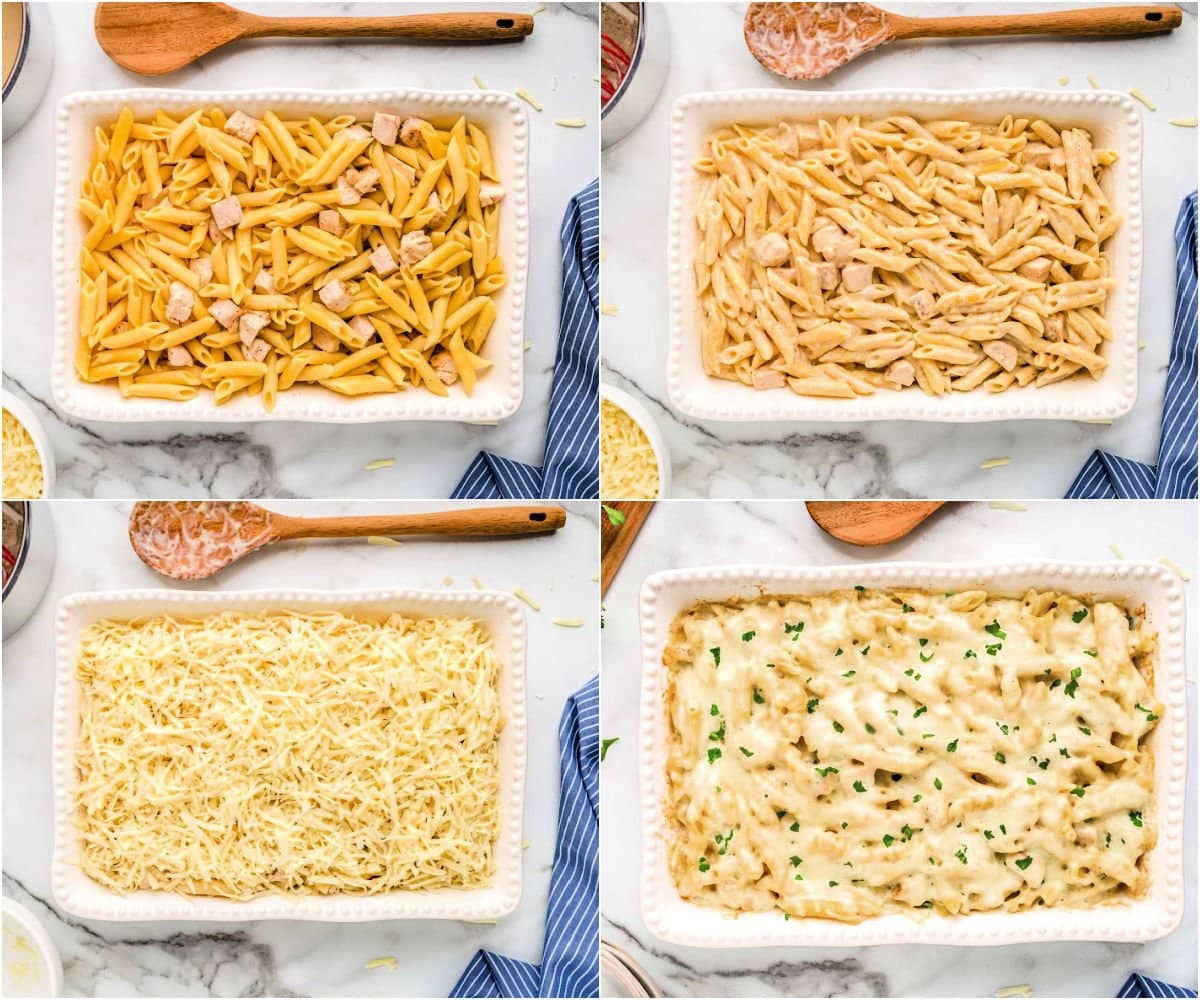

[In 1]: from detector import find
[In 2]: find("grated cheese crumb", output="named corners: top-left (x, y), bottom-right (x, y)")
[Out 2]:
top-left (469, 421), bottom-right (499, 427)
top-left (555, 118), bottom-right (586, 128)
top-left (1138, 340), bottom-right (1147, 350)
top-left (443, 577), bottom-right (454, 586)
top-left (472, 575), bottom-right (486, 590)
top-left (1158, 556), bottom-right (1190, 581)
top-left (515, 88), bottom-right (543, 111)
top-left (1057, 76), bottom-right (1069, 86)
top-left (979, 457), bottom-right (1011, 470)
top-left (1169, 117), bottom-right (1197, 127)
top-left (987, 501), bottom-right (1027, 512)
top-left (473, 75), bottom-right (487, 90)
top-left (599, 247), bottom-right (607, 261)
top-left (1087, 75), bottom-right (1100, 89)
top-left (600, 304), bottom-right (619, 316)
top-left (591, 574), bottom-right (599, 582)
top-left (553, 618), bottom-right (584, 627)
top-left (366, 536), bottom-right (401, 546)
top-left (522, 840), bottom-right (531, 849)
top-left (364, 458), bottom-right (395, 471)
top-left (365, 957), bottom-right (399, 971)
top-left (532, 4), bottom-right (546, 12)
top-left (1109, 543), bottom-right (1125, 560)
top-left (1130, 88), bottom-right (1156, 111)
top-left (1080, 418), bottom-right (1114, 425)
top-left (513, 588), bottom-right (541, 611)
top-left (996, 988), bottom-right (1033, 999)
top-left (524, 340), bottom-right (533, 350)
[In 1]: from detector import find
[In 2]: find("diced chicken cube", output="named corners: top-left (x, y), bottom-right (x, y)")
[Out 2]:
top-left (208, 219), bottom-right (227, 244)
top-left (348, 315), bottom-right (376, 346)
top-left (312, 328), bottom-right (340, 353)
top-left (340, 124), bottom-right (371, 143)
top-left (244, 338), bottom-right (271, 363)
top-left (210, 195), bottom-right (243, 231)
top-left (425, 192), bottom-right (447, 229)
top-left (815, 262), bottom-right (840, 290)
top-left (983, 340), bottom-right (1019, 372)
top-left (223, 110), bottom-right (259, 143)
top-left (165, 281), bottom-right (195, 324)
top-left (209, 298), bottom-right (241, 330)
top-left (318, 210), bottom-right (346, 236)
top-left (841, 262), bottom-right (874, 293)
top-left (372, 112), bottom-right (403, 146)
top-left (399, 116), bottom-right (428, 147)
top-left (254, 270), bottom-right (274, 293)
top-left (337, 174), bottom-right (363, 206)
top-left (385, 152), bottom-right (417, 186)
top-left (751, 367), bottom-right (786, 389)
top-left (479, 180), bottom-right (505, 207)
top-left (752, 232), bottom-right (790, 268)
top-left (910, 289), bottom-right (937, 320)
top-left (399, 230), bottom-right (433, 268)
top-left (369, 244), bottom-right (397, 277)
top-left (1017, 257), bottom-right (1052, 282)
top-left (813, 223), bottom-right (860, 266)
top-left (432, 352), bottom-right (459, 385)
top-left (317, 278), bottom-right (353, 312)
top-left (885, 359), bottom-right (916, 387)
top-left (189, 256), bottom-right (213, 286)
top-left (811, 224), bottom-right (842, 259)
top-left (238, 310), bottom-right (269, 347)
top-left (348, 167), bottom-right (381, 195)
top-left (166, 345), bottom-right (192, 367)
top-left (1044, 313), bottom-right (1065, 341)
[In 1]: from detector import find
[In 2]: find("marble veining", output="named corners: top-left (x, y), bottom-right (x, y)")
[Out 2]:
top-left (2, 3), bottom-right (598, 499)
top-left (601, 2), bottom-right (1198, 498)
top-left (2, 500), bottom-right (598, 997)
top-left (599, 500), bottom-right (1196, 997)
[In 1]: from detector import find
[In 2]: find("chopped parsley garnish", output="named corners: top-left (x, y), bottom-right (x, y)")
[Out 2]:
top-left (985, 642), bottom-right (1003, 656)
top-left (855, 585), bottom-right (866, 593)
top-left (1015, 856), bottom-right (1033, 871)
top-left (983, 829), bottom-right (995, 840)
top-left (919, 638), bottom-right (928, 647)
top-left (985, 620), bottom-right (1007, 639)
top-left (741, 630), bottom-right (756, 642)
top-left (600, 737), bottom-right (620, 761)
top-left (913, 705), bottom-right (928, 718)
top-left (853, 780), bottom-right (867, 793)
top-left (790, 821), bottom-right (800, 832)
top-left (934, 777), bottom-right (943, 790)
top-left (707, 747), bottom-right (722, 764)
top-left (738, 746), bottom-right (754, 758)
top-left (1026, 777), bottom-right (1036, 786)
top-left (954, 846), bottom-right (968, 864)
top-left (864, 723), bottom-right (876, 734)
top-left (784, 621), bottom-right (805, 638)
top-left (708, 720), bottom-right (726, 743)
top-left (1065, 666), bottom-right (1082, 699)
top-left (710, 646), bottom-right (721, 667)
top-left (1000, 824), bottom-right (1007, 835)
top-left (900, 824), bottom-right (916, 841)
top-left (697, 856), bottom-right (710, 872)
top-left (860, 645), bottom-right (870, 655)
top-left (710, 704), bottom-right (720, 716)
top-left (1070, 786), bottom-right (1086, 797)
top-left (789, 855), bottom-right (802, 867)
top-left (714, 829), bottom-right (735, 855)
top-left (1135, 703), bottom-right (1159, 722)
top-left (842, 669), bottom-right (856, 677)
top-left (919, 651), bottom-right (934, 662)
top-left (752, 687), bottom-right (765, 705)
top-left (946, 738), bottom-right (959, 752)
top-left (1078, 724), bottom-right (1092, 735)
top-left (1083, 648), bottom-right (1097, 657)
top-left (963, 649), bottom-right (978, 659)
top-left (601, 504), bottom-right (626, 527)
top-left (832, 720), bottom-right (844, 733)
top-left (905, 668), bottom-right (914, 677)
top-left (806, 697), bottom-right (820, 714)
top-left (882, 834), bottom-right (896, 847)
top-left (1072, 607), bottom-right (1088, 623)
top-left (828, 880), bottom-right (839, 887)
top-left (996, 721), bottom-right (1010, 735)
top-left (835, 647), bottom-right (844, 656)
top-left (912, 794), bottom-right (923, 803)
top-left (994, 752), bottom-right (1006, 763)
top-left (902, 603), bottom-right (914, 613)
top-left (1129, 810), bottom-right (1143, 827)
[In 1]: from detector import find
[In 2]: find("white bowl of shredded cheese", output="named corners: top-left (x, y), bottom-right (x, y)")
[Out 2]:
top-left (3, 898), bottom-right (62, 998)
top-left (601, 384), bottom-right (669, 500)
top-left (3, 393), bottom-right (53, 499)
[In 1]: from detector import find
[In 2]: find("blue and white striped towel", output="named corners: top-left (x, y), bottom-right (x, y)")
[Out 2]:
top-left (1118, 973), bottom-right (1198, 998)
top-left (450, 676), bottom-right (599, 998)
top-left (1067, 192), bottom-right (1197, 499)
top-left (452, 180), bottom-right (599, 500)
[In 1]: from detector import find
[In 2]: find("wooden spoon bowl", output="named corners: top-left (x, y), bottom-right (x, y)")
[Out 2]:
top-left (806, 500), bottom-right (946, 546)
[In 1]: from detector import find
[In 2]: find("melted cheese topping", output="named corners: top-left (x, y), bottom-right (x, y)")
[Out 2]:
top-left (76, 610), bottom-right (500, 899)
top-left (601, 399), bottom-right (660, 499)
top-left (2, 410), bottom-right (44, 499)
top-left (664, 588), bottom-right (1160, 923)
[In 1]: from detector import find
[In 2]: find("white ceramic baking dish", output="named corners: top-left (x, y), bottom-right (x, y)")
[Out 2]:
top-left (666, 89), bottom-right (1143, 423)
top-left (51, 88), bottom-right (529, 423)
top-left (52, 588), bottom-right (527, 922)
top-left (638, 561), bottom-right (1186, 947)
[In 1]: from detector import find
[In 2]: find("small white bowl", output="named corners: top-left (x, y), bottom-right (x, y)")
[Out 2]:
top-left (3, 897), bottom-right (63, 998)
top-left (601, 384), bottom-right (671, 499)
top-left (3, 391), bottom-right (55, 498)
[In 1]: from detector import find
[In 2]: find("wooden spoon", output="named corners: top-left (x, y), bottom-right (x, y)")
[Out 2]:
top-left (95, 2), bottom-right (535, 76)
top-left (806, 501), bottom-right (945, 546)
top-left (129, 500), bottom-right (566, 581)
top-left (745, 2), bottom-right (1181, 81)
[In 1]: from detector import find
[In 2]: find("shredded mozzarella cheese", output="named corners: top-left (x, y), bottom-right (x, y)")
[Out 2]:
top-left (2, 409), bottom-right (44, 499)
top-left (601, 399), bottom-right (660, 500)
top-left (75, 611), bottom-right (500, 899)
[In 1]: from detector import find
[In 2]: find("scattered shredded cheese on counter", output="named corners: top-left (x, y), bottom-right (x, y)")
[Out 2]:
top-left (1158, 556), bottom-right (1190, 581)
top-left (1057, 76), bottom-right (1069, 86)
top-left (553, 618), bottom-right (584, 628)
top-left (524, 340), bottom-right (533, 350)
top-left (75, 611), bottom-right (501, 898)
top-left (1169, 117), bottom-right (1197, 127)
top-left (472, 575), bottom-right (486, 590)
top-left (996, 987), bottom-right (1033, 999)
top-left (987, 501), bottom-right (1027, 512)
top-left (600, 304), bottom-right (619, 316)
top-left (979, 457), bottom-right (1011, 470)
top-left (515, 88), bottom-right (542, 111)
top-left (555, 118), bottom-right (586, 128)
top-left (473, 75), bottom-right (487, 90)
top-left (366, 536), bottom-right (401, 546)
top-left (443, 576), bottom-right (454, 586)
top-left (513, 588), bottom-right (541, 611)
top-left (1109, 543), bottom-right (1125, 559)
top-left (364, 459), bottom-right (395, 471)
top-left (365, 957), bottom-right (399, 971)
top-left (1130, 88), bottom-right (1156, 110)
top-left (1087, 75), bottom-right (1101, 89)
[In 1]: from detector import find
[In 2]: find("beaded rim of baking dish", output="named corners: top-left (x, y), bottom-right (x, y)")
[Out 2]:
top-left (50, 89), bottom-right (529, 423)
top-left (666, 89), bottom-right (1143, 423)
top-left (638, 561), bottom-right (1185, 946)
top-left (51, 588), bottom-right (527, 921)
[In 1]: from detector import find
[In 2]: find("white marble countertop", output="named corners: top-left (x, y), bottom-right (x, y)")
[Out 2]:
top-left (600, 500), bottom-right (1196, 997)
top-left (2, 500), bottom-right (598, 997)
top-left (600, 2), bottom-right (1198, 499)
top-left (2, 2), bottom-right (598, 499)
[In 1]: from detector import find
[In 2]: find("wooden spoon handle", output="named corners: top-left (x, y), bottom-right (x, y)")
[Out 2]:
top-left (891, 5), bottom-right (1181, 40)
top-left (238, 11), bottom-right (534, 41)
top-left (273, 505), bottom-right (566, 540)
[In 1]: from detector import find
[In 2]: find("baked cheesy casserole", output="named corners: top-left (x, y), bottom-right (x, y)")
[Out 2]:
top-left (663, 587), bottom-right (1160, 922)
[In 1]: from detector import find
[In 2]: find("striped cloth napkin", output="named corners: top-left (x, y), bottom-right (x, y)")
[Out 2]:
top-left (1118, 973), bottom-right (1198, 998)
top-left (452, 180), bottom-right (599, 500)
top-left (1067, 192), bottom-right (1197, 499)
top-left (451, 676), bottom-right (599, 998)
